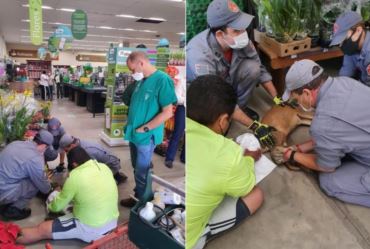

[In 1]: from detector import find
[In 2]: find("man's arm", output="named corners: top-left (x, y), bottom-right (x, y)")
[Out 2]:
top-left (261, 81), bottom-right (278, 98)
top-left (136, 104), bottom-right (173, 132)
top-left (339, 55), bottom-right (357, 77)
top-left (27, 160), bottom-right (51, 194)
top-left (232, 106), bottom-right (254, 126)
top-left (48, 176), bottom-right (75, 213)
top-left (289, 151), bottom-right (334, 172)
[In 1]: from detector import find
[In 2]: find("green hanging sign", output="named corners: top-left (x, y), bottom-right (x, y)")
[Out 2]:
top-left (29, 0), bottom-right (43, 45)
top-left (71, 10), bottom-right (88, 40)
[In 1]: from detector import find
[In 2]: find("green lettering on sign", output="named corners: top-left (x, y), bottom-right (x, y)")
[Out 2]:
top-left (71, 10), bottom-right (88, 40)
top-left (29, 0), bottom-right (43, 45)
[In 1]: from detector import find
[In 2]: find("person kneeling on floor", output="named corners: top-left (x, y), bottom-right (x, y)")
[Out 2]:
top-left (17, 146), bottom-right (119, 244)
top-left (271, 59), bottom-right (370, 208)
top-left (186, 75), bottom-right (264, 249)
top-left (0, 130), bottom-right (54, 220)
top-left (59, 134), bottom-right (128, 184)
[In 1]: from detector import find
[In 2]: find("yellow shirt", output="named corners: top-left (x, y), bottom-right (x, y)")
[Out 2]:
top-left (186, 118), bottom-right (256, 249)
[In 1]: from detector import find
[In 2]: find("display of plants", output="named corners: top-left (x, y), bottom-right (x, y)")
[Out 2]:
top-left (254, 0), bottom-right (315, 43)
top-left (0, 91), bottom-right (39, 146)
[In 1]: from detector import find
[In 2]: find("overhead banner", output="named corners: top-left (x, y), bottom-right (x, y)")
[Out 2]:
top-left (29, 0), bottom-right (43, 45)
top-left (71, 10), bottom-right (88, 40)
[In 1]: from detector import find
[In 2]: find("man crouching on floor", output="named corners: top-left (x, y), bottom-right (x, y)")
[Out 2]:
top-left (186, 75), bottom-right (264, 249)
top-left (17, 146), bottom-right (119, 244)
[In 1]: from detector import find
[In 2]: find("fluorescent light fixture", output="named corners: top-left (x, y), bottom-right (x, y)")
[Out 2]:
top-left (169, 0), bottom-right (184, 2)
top-left (21, 19), bottom-right (30, 22)
top-left (141, 30), bottom-right (156, 33)
top-left (48, 22), bottom-right (70, 26)
top-left (21, 29), bottom-right (53, 34)
top-left (119, 28), bottom-right (135, 31)
top-left (116, 14), bottom-right (140, 19)
top-left (58, 8), bottom-right (75, 12)
top-left (147, 17), bottom-right (167, 21)
top-left (98, 26), bottom-right (115, 30)
top-left (22, 4), bottom-right (53, 9)
top-left (177, 32), bottom-right (185, 35)
top-left (86, 34), bottom-right (159, 41)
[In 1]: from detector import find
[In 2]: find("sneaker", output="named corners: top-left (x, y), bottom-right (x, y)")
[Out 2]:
top-left (120, 197), bottom-right (137, 208)
top-left (114, 172), bottom-right (128, 185)
top-left (2, 206), bottom-right (31, 220)
top-left (164, 160), bottom-right (173, 169)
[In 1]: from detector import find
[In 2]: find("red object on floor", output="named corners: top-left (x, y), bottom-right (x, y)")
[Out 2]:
top-left (0, 222), bottom-right (24, 249)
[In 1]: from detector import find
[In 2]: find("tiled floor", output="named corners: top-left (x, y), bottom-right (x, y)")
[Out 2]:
top-left (12, 98), bottom-right (185, 249)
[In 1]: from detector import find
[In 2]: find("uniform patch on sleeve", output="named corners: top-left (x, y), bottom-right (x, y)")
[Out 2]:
top-left (195, 64), bottom-right (210, 76)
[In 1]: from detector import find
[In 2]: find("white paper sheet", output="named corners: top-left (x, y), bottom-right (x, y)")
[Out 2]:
top-left (254, 155), bottom-right (277, 183)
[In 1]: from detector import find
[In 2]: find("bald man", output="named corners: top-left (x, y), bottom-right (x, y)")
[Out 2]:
top-left (120, 52), bottom-right (177, 207)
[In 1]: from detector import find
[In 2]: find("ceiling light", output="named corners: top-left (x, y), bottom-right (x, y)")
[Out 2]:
top-left (98, 26), bottom-right (115, 30)
top-left (147, 17), bottom-right (167, 22)
top-left (141, 30), bottom-right (156, 33)
top-left (116, 14), bottom-right (140, 19)
top-left (168, 0), bottom-right (184, 2)
top-left (22, 4), bottom-right (54, 9)
top-left (21, 19), bottom-right (30, 22)
top-left (177, 32), bottom-right (185, 35)
top-left (57, 8), bottom-right (75, 12)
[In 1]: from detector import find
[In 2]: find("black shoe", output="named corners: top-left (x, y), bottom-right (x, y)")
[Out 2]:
top-left (114, 172), bottom-right (128, 185)
top-left (120, 197), bottom-right (137, 208)
top-left (2, 206), bottom-right (31, 220)
top-left (241, 106), bottom-right (260, 121)
top-left (165, 160), bottom-right (173, 169)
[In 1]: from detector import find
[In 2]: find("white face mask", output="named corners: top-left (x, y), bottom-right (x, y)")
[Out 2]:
top-left (132, 72), bottom-right (144, 81)
top-left (299, 95), bottom-right (315, 112)
top-left (225, 31), bottom-right (249, 49)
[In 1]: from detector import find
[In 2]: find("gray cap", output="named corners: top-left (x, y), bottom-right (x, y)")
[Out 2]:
top-left (59, 134), bottom-right (74, 149)
top-left (36, 129), bottom-right (54, 146)
top-left (47, 117), bottom-right (62, 136)
top-left (207, 0), bottom-right (254, 30)
top-left (282, 59), bottom-right (324, 101)
top-left (330, 11), bottom-right (363, 46)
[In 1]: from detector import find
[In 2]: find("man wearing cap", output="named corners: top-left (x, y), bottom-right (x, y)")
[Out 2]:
top-left (46, 117), bottom-right (66, 167)
top-left (59, 134), bottom-right (128, 184)
top-left (0, 130), bottom-right (54, 220)
top-left (330, 11), bottom-right (370, 86)
top-left (186, 0), bottom-right (278, 147)
top-left (271, 59), bottom-right (370, 207)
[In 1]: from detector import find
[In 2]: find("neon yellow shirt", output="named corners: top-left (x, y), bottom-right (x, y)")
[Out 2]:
top-left (48, 159), bottom-right (119, 227)
top-left (186, 118), bottom-right (256, 249)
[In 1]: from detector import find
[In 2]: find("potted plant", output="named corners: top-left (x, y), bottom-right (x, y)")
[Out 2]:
top-left (306, 0), bottom-right (322, 46)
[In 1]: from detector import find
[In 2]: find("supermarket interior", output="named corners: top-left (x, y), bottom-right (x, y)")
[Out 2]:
top-left (0, 0), bottom-right (185, 248)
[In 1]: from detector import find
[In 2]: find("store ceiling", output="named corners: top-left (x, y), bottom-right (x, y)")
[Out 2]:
top-left (0, 0), bottom-right (185, 52)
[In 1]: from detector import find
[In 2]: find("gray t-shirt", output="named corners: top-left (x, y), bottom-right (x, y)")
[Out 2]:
top-left (310, 76), bottom-right (370, 169)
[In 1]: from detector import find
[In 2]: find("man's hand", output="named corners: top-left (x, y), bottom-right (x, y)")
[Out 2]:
top-left (270, 146), bottom-right (292, 164)
top-left (244, 149), bottom-right (262, 161)
top-left (55, 163), bottom-right (65, 173)
top-left (248, 121), bottom-right (275, 148)
top-left (136, 126), bottom-right (146, 133)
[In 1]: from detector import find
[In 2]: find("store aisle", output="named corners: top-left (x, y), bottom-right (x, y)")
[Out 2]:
top-left (13, 98), bottom-right (185, 249)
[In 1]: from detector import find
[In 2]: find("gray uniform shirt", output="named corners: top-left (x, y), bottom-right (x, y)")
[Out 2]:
top-left (339, 31), bottom-right (370, 86)
top-left (78, 139), bottom-right (120, 172)
top-left (310, 76), bottom-right (370, 170)
top-left (186, 29), bottom-right (272, 101)
top-left (0, 141), bottom-right (51, 196)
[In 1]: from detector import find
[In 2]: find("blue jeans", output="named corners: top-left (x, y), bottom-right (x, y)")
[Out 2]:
top-left (129, 137), bottom-right (155, 199)
top-left (165, 105), bottom-right (185, 162)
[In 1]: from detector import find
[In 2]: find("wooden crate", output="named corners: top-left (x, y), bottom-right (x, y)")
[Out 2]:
top-left (260, 34), bottom-right (311, 57)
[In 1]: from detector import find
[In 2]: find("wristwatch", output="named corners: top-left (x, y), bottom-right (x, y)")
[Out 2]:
top-left (144, 126), bottom-right (150, 132)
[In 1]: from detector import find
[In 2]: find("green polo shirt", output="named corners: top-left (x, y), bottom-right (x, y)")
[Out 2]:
top-left (186, 118), bottom-right (256, 249)
top-left (48, 159), bottom-right (119, 227)
top-left (124, 70), bottom-right (177, 145)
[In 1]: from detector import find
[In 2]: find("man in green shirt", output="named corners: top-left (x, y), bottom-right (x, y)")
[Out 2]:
top-left (186, 75), bottom-right (264, 249)
top-left (17, 146), bottom-right (119, 244)
top-left (120, 51), bottom-right (177, 207)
